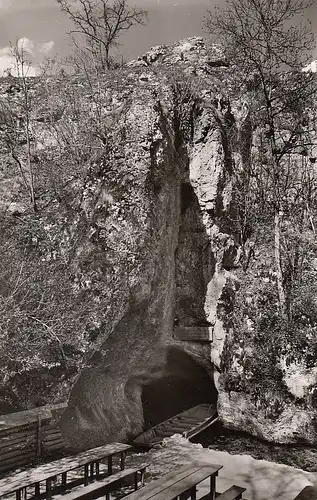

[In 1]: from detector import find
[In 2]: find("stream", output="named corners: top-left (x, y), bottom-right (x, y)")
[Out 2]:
top-left (193, 422), bottom-right (317, 473)
top-left (124, 423), bottom-right (317, 475)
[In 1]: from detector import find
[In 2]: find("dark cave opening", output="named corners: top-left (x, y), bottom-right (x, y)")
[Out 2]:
top-left (141, 347), bottom-right (217, 429)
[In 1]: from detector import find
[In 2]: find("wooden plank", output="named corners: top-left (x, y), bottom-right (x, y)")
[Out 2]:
top-left (0, 442), bottom-right (132, 497)
top-left (173, 327), bottom-right (211, 342)
top-left (42, 443), bottom-right (64, 453)
top-left (44, 426), bottom-right (60, 432)
top-left (0, 424), bottom-right (38, 438)
top-left (293, 486), bottom-right (317, 500)
top-left (0, 439), bottom-right (36, 454)
top-left (0, 456), bottom-right (35, 470)
top-left (160, 424), bottom-right (193, 433)
top-left (123, 465), bottom-right (200, 500)
top-left (174, 416), bottom-right (201, 424)
top-left (0, 429), bottom-right (37, 443)
top-left (0, 409), bottom-right (52, 433)
top-left (0, 447), bottom-right (36, 462)
top-left (53, 465), bottom-right (149, 500)
top-left (45, 403), bottom-right (68, 413)
top-left (42, 429), bottom-right (62, 436)
top-left (0, 404), bottom-right (66, 437)
top-left (124, 464), bottom-right (222, 500)
top-left (147, 466), bottom-right (222, 500)
top-left (0, 447), bottom-right (37, 461)
top-left (42, 441), bottom-right (64, 449)
top-left (212, 486), bottom-right (246, 500)
top-left (185, 417), bottom-right (219, 440)
top-left (0, 457), bottom-right (35, 475)
top-left (43, 437), bottom-right (63, 444)
top-left (0, 451), bottom-right (37, 469)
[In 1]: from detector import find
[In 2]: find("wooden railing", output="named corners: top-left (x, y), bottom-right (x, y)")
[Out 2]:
top-left (0, 403), bottom-right (67, 475)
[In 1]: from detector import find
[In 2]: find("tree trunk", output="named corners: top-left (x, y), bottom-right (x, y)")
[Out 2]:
top-left (105, 46), bottom-right (111, 70)
top-left (274, 210), bottom-right (287, 319)
top-left (26, 122), bottom-right (37, 212)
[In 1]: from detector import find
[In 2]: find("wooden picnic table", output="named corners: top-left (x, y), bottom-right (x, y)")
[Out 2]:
top-left (0, 442), bottom-right (132, 500)
top-left (124, 463), bottom-right (223, 500)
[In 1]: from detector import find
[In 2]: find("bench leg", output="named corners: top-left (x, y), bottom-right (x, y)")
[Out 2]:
top-left (105, 492), bottom-right (110, 500)
top-left (190, 487), bottom-right (197, 500)
top-left (62, 472), bottom-right (67, 491)
top-left (96, 461), bottom-right (100, 479)
top-left (120, 451), bottom-right (126, 470)
top-left (84, 465), bottom-right (89, 486)
top-left (140, 468), bottom-right (146, 487)
top-left (180, 488), bottom-right (196, 500)
top-left (46, 479), bottom-right (52, 500)
top-left (16, 490), bottom-right (22, 500)
top-left (34, 483), bottom-right (40, 499)
top-left (134, 472), bottom-right (138, 491)
top-left (90, 463), bottom-right (94, 480)
top-left (108, 456), bottom-right (113, 476)
top-left (209, 475), bottom-right (216, 500)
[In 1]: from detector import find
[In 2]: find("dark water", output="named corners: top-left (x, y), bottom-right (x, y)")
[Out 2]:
top-left (192, 422), bottom-right (317, 473)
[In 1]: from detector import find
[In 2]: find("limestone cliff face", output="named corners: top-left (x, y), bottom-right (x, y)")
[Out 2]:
top-left (59, 38), bottom-right (241, 448)
top-left (1, 37), bottom-right (317, 448)
top-left (59, 38), bottom-right (225, 449)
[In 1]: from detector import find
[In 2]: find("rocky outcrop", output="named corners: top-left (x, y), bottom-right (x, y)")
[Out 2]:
top-left (1, 37), bottom-right (317, 448)
top-left (59, 43), bottom-right (225, 448)
top-left (58, 40), bottom-right (243, 449)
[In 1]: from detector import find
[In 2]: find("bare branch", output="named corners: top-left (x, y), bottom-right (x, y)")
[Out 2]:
top-left (57, 0), bottom-right (147, 71)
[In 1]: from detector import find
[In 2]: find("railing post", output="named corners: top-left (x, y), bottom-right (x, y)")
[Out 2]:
top-left (36, 415), bottom-right (42, 458)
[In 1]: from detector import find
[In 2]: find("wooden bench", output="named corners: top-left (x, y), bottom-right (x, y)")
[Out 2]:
top-left (150, 466), bottom-right (221, 500)
top-left (123, 464), bottom-right (223, 500)
top-left (52, 464), bottom-right (148, 500)
top-left (200, 486), bottom-right (246, 500)
top-left (293, 486), bottom-right (317, 500)
top-left (0, 442), bottom-right (132, 500)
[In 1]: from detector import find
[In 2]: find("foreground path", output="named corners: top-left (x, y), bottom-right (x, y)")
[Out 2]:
top-left (126, 436), bottom-right (317, 500)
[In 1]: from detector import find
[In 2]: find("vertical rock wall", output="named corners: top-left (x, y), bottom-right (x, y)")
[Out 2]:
top-left (60, 67), bottom-right (221, 449)
top-left (3, 37), bottom-right (316, 448)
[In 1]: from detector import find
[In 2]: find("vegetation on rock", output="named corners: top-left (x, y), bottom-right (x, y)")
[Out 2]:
top-left (204, 0), bottom-right (317, 438)
top-left (0, 0), bottom-right (317, 447)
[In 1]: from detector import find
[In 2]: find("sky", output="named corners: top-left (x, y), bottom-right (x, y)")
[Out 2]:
top-left (0, 0), bottom-right (316, 76)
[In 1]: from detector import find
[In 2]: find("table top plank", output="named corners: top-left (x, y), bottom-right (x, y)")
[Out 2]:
top-left (149, 465), bottom-right (223, 500)
top-left (54, 465), bottom-right (149, 500)
top-left (124, 463), bottom-right (223, 500)
top-left (0, 443), bottom-right (132, 497)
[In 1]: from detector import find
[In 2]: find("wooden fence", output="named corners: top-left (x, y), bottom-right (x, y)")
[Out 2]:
top-left (0, 403), bottom-right (67, 475)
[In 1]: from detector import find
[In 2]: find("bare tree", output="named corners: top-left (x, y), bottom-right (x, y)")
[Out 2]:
top-left (204, 0), bottom-right (317, 319)
top-left (0, 40), bottom-right (38, 212)
top-left (57, 0), bottom-right (147, 71)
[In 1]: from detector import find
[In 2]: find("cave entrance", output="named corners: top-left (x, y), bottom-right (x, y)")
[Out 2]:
top-left (141, 347), bottom-right (217, 429)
